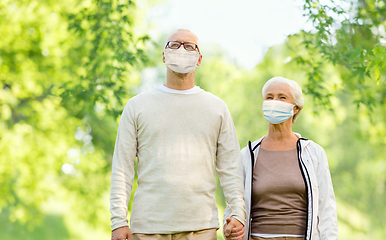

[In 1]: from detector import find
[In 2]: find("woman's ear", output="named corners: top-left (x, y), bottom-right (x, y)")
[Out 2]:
top-left (294, 105), bottom-right (300, 115)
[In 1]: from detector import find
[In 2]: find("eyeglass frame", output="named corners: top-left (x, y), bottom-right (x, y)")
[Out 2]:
top-left (164, 41), bottom-right (200, 53)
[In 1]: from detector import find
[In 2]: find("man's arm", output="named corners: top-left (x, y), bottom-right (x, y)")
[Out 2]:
top-left (110, 102), bottom-right (138, 233)
top-left (216, 106), bottom-right (247, 226)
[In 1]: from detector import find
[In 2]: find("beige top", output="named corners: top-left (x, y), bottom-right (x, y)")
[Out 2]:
top-left (251, 148), bottom-right (307, 235)
top-left (110, 87), bottom-right (246, 233)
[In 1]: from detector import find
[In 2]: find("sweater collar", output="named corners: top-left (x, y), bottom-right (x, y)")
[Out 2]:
top-left (156, 85), bottom-right (203, 94)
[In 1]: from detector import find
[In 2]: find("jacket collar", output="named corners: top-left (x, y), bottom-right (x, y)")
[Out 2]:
top-left (249, 132), bottom-right (311, 152)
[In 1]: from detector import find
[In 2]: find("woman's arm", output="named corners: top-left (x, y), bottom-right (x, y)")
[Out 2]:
top-left (315, 145), bottom-right (339, 239)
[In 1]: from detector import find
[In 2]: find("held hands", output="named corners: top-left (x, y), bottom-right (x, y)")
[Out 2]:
top-left (111, 226), bottom-right (132, 240)
top-left (223, 217), bottom-right (245, 240)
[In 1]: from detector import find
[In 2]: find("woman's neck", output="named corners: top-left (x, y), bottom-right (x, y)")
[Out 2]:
top-left (261, 121), bottom-right (298, 150)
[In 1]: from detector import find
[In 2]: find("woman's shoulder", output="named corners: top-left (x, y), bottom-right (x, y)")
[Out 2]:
top-left (302, 138), bottom-right (326, 154)
top-left (301, 139), bottom-right (329, 171)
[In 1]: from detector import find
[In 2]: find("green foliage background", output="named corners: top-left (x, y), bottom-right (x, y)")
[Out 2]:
top-left (1, 0), bottom-right (385, 239)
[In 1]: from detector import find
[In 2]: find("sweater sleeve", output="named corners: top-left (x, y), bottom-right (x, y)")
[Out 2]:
top-left (315, 145), bottom-right (339, 239)
top-left (223, 146), bottom-right (249, 226)
top-left (216, 106), bottom-right (247, 226)
top-left (110, 101), bottom-right (138, 231)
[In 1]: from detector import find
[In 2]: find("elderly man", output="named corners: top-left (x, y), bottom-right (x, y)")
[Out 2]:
top-left (110, 29), bottom-right (246, 240)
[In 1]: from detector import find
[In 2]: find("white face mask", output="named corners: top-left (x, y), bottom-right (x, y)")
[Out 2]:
top-left (164, 48), bottom-right (200, 74)
top-left (263, 100), bottom-right (295, 124)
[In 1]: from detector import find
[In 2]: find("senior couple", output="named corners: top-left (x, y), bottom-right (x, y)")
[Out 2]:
top-left (109, 29), bottom-right (338, 240)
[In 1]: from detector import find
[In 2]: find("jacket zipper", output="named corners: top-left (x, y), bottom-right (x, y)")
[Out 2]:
top-left (297, 138), bottom-right (313, 240)
top-left (247, 140), bottom-right (261, 240)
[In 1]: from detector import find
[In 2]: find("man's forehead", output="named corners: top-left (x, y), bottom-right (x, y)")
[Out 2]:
top-left (167, 30), bottom-right (198, 43)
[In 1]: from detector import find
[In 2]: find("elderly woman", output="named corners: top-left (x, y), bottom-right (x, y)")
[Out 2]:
top-left (224, 77), bottom-right (338, 240)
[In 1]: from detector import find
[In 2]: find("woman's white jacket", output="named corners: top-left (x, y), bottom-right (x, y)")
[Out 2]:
top-left (224, 134), bottom-right (338, 240)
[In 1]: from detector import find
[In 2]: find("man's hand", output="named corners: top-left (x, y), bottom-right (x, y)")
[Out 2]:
top-left (111, 226), bottom-right (132, 240)
top-left (223, 217), bottom-right (245, 240)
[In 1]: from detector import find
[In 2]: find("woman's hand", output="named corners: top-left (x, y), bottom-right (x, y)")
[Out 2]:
top-left (223, 217), bottom-right (245, 240)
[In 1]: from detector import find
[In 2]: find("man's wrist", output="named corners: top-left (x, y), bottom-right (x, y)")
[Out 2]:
top-left (111, 222), bottom-right (129, 232)
top-left (230, 215), bottom-right (245, 226)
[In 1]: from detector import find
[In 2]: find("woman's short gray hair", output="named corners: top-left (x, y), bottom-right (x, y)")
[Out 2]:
top-left (262, 76), bottom-right (304, 123)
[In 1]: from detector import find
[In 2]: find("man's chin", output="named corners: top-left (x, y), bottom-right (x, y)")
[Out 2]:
top-left (168, 67), bottom-right (194, 76)
top-left (174, 71), bottom-right (190, 77)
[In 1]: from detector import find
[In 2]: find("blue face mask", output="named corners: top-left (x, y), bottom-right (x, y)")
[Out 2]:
top-left (263, 100), bottom-right (294, 124)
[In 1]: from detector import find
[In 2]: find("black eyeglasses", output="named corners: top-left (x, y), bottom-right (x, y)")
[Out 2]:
top-left (165, 41), bottom-right (200, 53)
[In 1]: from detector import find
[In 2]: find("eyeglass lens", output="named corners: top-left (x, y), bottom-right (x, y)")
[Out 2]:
top-left (168, 41), bottom-right (197, 51)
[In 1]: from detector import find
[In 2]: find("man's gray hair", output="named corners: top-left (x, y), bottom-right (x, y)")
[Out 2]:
top-left (262, 76), bottom-right (304, 123)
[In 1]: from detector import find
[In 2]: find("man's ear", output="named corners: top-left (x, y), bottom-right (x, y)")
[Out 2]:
top-left (162, 51), bottom-right (166, 63)
top-left (196, 54), bottom-right (203, 66)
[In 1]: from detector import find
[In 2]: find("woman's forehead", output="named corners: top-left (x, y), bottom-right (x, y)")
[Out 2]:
top-left (266, 83), bottom-right (291, 94)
